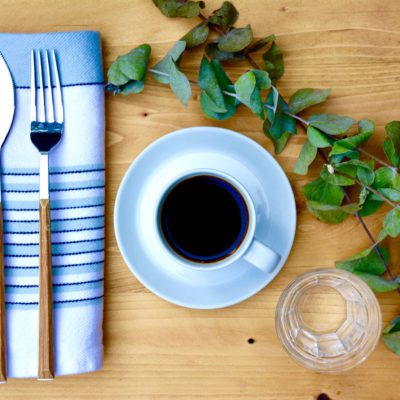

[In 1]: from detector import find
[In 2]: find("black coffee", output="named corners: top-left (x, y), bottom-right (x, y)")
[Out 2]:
top-left (160, 175), bottom-right (249, 263)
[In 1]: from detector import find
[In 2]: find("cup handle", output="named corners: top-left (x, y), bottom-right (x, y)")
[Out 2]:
top-left (243, 239), bottom-right (281, 274)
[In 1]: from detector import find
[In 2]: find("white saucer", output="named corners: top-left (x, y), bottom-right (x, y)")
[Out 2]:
top-left (114, 127), bottom-right (296, 309)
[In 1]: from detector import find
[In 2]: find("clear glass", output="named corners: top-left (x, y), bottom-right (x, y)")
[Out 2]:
top-left (276, 269), bottom-right (382, 373)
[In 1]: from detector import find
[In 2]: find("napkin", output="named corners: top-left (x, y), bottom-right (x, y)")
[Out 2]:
top-left (0, 31), bottom-right (105, 377)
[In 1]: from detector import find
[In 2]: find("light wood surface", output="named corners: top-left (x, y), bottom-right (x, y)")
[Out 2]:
top-left (38, 198), bottom-right (54, 381)
top-left (0, 0), bottom-right (400, 398)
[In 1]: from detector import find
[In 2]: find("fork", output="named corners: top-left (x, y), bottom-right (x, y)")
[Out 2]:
top-left (30, 50), bottom-right (63, 380)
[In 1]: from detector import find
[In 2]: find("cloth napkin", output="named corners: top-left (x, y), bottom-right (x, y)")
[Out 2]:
top-left (0, 31), bottom-right (105, 377)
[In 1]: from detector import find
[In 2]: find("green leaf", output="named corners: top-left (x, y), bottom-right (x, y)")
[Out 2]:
top-left (208, 1), bottom-right (238, 30)
top-left (119, 80), bottom-right (145, 95)
top-left (370, 188), bottom-right (400, 202)
top-left (354, 272), bottom-right (399, 293)
top-left (218, 24), bottom-right (253, 52)
top-left (205, 42), bottom-right (246, 61)
top-left (199, 58), bottom-right (237, 120)
top-left (383, 208), bottom-right (400, 238)
top-left (374, 167), bottom-right (399, 189)
top-left (383, 138), bottom-right (400, 167)
top-left (307, 201), bottom-right (358, 224)
top-left (263, 121), bottom-right (290, 154)
top-left (385, 121), bottom-right (400, 162)
top-left (199, 57), bottom-right (226, 111)
top-left (336, 246), bottom-right (389, 275)
top-left (359, 197), bottom-right (382, 217)
top-left (252, 70), bottom-right (271, 90)
top-left (168, 58), bottom-right (191, 106)
top-left (264, 92), bottom-right (297, 140)
top-left (181, 22), bottom-right (209, 48)
top-left (152, 41), bottom-right (186, 84)
top-left (383, 332), bottom-right (400, 355)
top-left (336, 160), bottom-right (375, 186)
top-left (309, 114), bottom-right (355, 135)
top-left (302, 177), bottom-right (344, 206)
top-left (294, 140), bottom-right (317, 175)
top-left (289, 88), bottom-right (331, 114)
top-left (307, 126), bottom-right (332, 148)
top-left (320, 164), bottom-right (355, 186)
top-left (153, 0), bottom-right (205, 18)
top-left (359, 119), bottom-right (375, 135)
top-left (107, 44), bottom-right (151, 86)
top-left (383, 316), bottom-right (400, 334)
top-left (262, 41), bottom-right (284, 82)
top-left (234, 71), bottom-right (264, 119)
top-left (247, 34), bottom-right (276, 53)
top-left (330, 128), bottom-right (373, 157)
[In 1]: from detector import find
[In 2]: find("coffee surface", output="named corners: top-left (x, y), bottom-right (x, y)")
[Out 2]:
top-left (160, 175), bottom-right (249, 263)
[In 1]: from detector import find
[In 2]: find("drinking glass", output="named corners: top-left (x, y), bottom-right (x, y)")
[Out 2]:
top-left (275, 269), bottom-right (381, 373)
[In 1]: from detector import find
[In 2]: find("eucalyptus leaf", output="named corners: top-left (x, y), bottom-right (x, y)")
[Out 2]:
top-left (354, 272), bottom-right (399, 293)
top-left (370, 188), bottom-right (400, 202)
top-left (383, 208), bottom-right (400, 238)
top-left (181, 22), bottom-right (209, 48)
top-left (205, 42), bottom-right (246, 61)
top-left (383, 138), bottom-right (400, 167)
top-left (199, 57), bottom-right (227, 112)
top-left (307, 201), bottom-right (358, 224)
top-left (234, 71), bottom-right (264, 119)
top-left (309, 114), bottom-right (355, 135)
top-left (265, 92), bottom-right (296, 140)
top-left (330, 129), bottom-right (373, 157)
top-left (153, 0), bottom-right (205, 18)
top-left (152, 41), bottom-right (186, 84)
top-left (307, 126), bottom-right (332, 148)
top-left (336, 246), bottom-right (389, 275)
top-left (289, 88), bottom-right (331, 114)
top-left (302, 177), bottom-right (344, 206)
top-left (386, 121), bottom-right (400, 157)
top-left (262, 41), bottom-right (284, 81)
top-left (320, 164), bottom-right (355, 186)
top-left (208, 1), bottom-right (238, 31)
top-left (252, 70), bottom-right (271, 90)
top-left (168, 58), bottom-right (191, 106)
top-left (359, 197), bottom-right (382, 217)
top-left (199, 58), bottom-right (237, 120)
top-left (107, 44), bottom-right (151, 86)
top-left (383, 332), bottom-right (400, 355)
top-left (247, 34), bottom-right (276, 53)
top-left (119, 80), bottom-right (145, 95)
top-left (263, 120), bottom-right (290, 154)
top-left (383, 316), bottom-right (400, 334)
top-left (218, 25), bottom-right (253, 52)
top-left (294, 140), bottom-right (317, 175)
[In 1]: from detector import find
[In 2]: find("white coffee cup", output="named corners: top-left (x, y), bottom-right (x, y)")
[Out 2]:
top-left (156, 168), bottom-right (281, 274)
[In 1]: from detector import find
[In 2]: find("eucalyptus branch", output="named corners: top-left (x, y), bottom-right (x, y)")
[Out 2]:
top-left (198, 12), bottom-right (262, 70)
top-left (317, 149), bottom-right (399, 288)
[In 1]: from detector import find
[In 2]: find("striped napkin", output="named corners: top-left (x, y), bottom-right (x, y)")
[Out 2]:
top-left (0, 31), bottom-right (105, 377)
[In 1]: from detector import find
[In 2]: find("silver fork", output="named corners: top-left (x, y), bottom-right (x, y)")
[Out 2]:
top-left (30, 50), bottom-right (63, 380)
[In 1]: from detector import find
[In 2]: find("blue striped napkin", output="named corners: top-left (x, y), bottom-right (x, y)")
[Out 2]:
top-left (0, 31), bottom-right (105, 377)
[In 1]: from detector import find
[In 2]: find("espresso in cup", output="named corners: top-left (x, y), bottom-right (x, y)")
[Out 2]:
top-left (159, 174), bottom-right (249, 263)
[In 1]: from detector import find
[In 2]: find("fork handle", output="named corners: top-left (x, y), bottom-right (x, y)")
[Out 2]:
top-left (38, 198), bottom-right (54, 380)
top-left (0, 200), bottom-right (7, 382)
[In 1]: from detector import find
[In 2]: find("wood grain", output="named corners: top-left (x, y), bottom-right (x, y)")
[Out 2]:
top-left (38, 198), bottom-right (54, 380)
top-left (0, 202), bottom-right (7, 382)
top-left (0, 0), bottom-right (399, 398)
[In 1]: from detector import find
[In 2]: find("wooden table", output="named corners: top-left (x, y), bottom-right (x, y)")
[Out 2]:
top-left (0, 0), bottom-right (399, 398)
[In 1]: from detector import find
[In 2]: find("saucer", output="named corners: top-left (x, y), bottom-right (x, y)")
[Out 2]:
top-left (114, 127), bottom-right (296, 309)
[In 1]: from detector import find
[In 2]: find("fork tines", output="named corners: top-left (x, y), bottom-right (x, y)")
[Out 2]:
top-left (30, 50), bottom-right (63, 128)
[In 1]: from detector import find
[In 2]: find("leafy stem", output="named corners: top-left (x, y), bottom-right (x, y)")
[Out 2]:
top-left (317, 149), bottom-right (398, 288)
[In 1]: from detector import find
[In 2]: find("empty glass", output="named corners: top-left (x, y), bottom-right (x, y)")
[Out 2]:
top-left (276, 269), bottom-right (381, 373)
